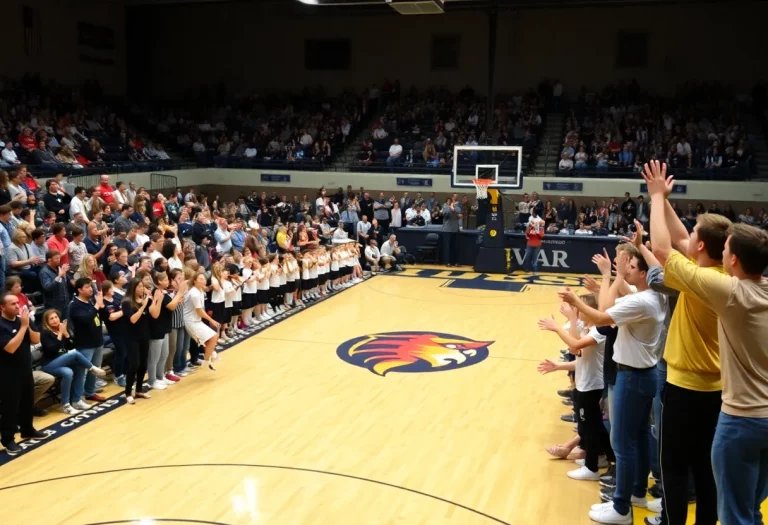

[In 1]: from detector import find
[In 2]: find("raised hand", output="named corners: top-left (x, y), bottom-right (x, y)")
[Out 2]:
top-left (558, 287), bottom-right (579, 306)
top-left (615, 250), bottom-right (630, 278)
top-left (20, 306), bottom-right (30, 328)
top-left (537, 315), bottom-right (558, 331)
top-left (582, 275), bottom-right (600, 294)
top-left (642, 159), bottom-right (674, 198)
top-left (592, 248), bottom-right (612, 277)
top-left (537, 359), bottom-right (559, 375)
top-left (559, 302), bottom-right (577, 320)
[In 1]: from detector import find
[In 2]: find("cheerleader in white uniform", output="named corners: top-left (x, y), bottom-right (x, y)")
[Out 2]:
top-left (268, 253), bottom-right (282, 314)
top-left (279, 255), bottom-right (290, 311)
top-left (301, 253), bottom-right (312, 302)
top-left (240, 257), bottom-right (259, 328)
top-left (210, 263), bottom-right (230, 344)
top-left (256, 258), bottom-right (271, 322)
top-left (309, 251), bottom-right (319, 299)
top-left (330, 246), bottom-right (341, 291)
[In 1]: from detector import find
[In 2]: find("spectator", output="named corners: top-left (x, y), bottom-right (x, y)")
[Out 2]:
top-left (574, 147), bottom-right (588, 169)
top-left (1, 143), bottom-right (20, 166)
top-left (522, 209), bottom-right (545, 273)
top-left (387, 138), bottom-right (403, 168)
top-left (46, 223), bottom-right (70, 265)
top-left (7, 229), bottom-right (42, 292)
top-left (39, 250), bottom-right (71, 317)
top-left (621, 192), bottom-right (637, 223)
top-left (364, 239), bottom-right (382, 272)
top-left (441, 197), bottom-right (461, 267)
top-left (0, 293), bottom-right (48, 456)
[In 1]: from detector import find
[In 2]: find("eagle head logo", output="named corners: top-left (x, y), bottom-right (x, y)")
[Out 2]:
top-left (337, 331), bottom-right (493, 376)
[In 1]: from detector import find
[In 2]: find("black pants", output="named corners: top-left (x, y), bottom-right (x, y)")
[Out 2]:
top-left (660, 382), bottom-right (721, 525)
top-left (125, 339), bottom-right (150, 397)
top-left (443, 231), bottom-right (459, 265)
top-left (574, 388), bottom-right (615, 472)
top-left (189, 340), bottom-right (202, 363)
top-left (377, 219), bottom-right (389, 240)
top-left (0, 369), bottom-right (35, 444)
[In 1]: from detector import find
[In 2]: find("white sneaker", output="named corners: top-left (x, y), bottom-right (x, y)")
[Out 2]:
top-left (567, 466), bottom-right (600, 481)
top-left (236, 328), bottom-right (248, 335)
top-left (631, 496), bottom-right (647, 508)
top-left (90, 366), bottom-right (107, 377)
top-left (645, 516), bottom-right (662, 525)
top-left (576, 456), bottom-right (609, 468)
top-left (72, 400), bottom-right (92, 411)
top-left (151, 380), bottom-right (167, 390)
top-left (177, 370), bottom-right (189, 377)
top-left (95, 378), bottom-right (108, 388)
top-left (60, 404), bottom-right (81, 415)
top-left (588, 505), bottom-right (632, 524)
top-left (592, 502), bottom-right (613, 511)
top-left (647, 498), bottom-right (662, 514)
top-left (163, 378), bottom-right (175, 386)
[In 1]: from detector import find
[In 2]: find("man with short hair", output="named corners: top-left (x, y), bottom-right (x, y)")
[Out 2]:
top-left (645, 160), bottom-right (768, 525)
top-left (70, 277), bottom-right (107, 403)
top-left (387, 138), bottom-right (403, 168)
top-left (364, 239), bottom-right (382, 272)
top-left (562, 248), bottom-right (667, 525)
top-left (380, 234), bottom-right (402, 270)
top-left (39, 250), bottom-right (71, 317)
top-left (69, 187), bottom-right (87, 221)
top-left (357, 215), bottom-right (371, 245)
top-left (98, 175), bottom-right (115, 205)
top-left (113, 204), bottom-right (137, 236)
top-left (0, 293), bottom-right (48, 455)
top-left (43, 180), bottom-right (69, 218)
top-left (373, 192), bottom-right (392, 234)
top-left (1, 142), bottom-right (20, 165)
top-left (441, 196), bottom-right (461, 267)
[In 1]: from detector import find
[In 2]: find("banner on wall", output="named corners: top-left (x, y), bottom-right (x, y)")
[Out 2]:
top-left (641, 183), bottom-right (686, 194)
top-left (261, 174), bottom-right (291, 183)
top-left (543, 181), bottom-right (583, 192)
top-left (396, 178), bottom-right (433, 187)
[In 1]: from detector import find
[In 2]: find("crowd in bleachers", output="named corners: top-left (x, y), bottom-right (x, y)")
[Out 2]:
top-left (0, 76), bottom-right (180, 177)
top-left (557, 82), bottom-right (754, 179)
top-left (356, 86), bottom-right (541, 172)
top-left (130, 87), bottom-right (370, 171)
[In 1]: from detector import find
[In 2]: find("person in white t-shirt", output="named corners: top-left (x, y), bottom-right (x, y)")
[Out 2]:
top-left (364, 239), bottom-right (382, 272)
top-left (183, 272), bottom-right (220, 371)
top-left (386, 138), bottom-right (403, 168)
top-left (560, 249), bottom-right (667, 524)
top-left (538, 295), bottom-right (613, 481)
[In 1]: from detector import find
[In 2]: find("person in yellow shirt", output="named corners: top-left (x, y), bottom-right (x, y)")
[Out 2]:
top-left (645, 159), bottom-right (768, 525)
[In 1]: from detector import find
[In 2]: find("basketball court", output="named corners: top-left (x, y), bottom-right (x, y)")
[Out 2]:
top-left (0, 267), bottom-right (733, 525)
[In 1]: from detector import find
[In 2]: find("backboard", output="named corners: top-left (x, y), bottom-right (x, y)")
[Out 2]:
top-left (451, 145), bottom-right (523, 190)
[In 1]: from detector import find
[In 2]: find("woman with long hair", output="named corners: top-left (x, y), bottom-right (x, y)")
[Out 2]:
top-left (74, 254), bottom-right (106, 286)
top-left (40, 309), bottom-right (106, 415)
top-left (162, 240), bottom-right (183, 271)
top-left (122, 278), bottom-right (153, 404)
top-left (0, 170), bottom-right (11, 206)
top-left (147, 270), bottom-right (186, 390)
top-left (167, 269), bottom-right (194, 377)
top-left (100, 280), bottom-right (127, 387)
top-left (183, 271), bottom-right (220, 370)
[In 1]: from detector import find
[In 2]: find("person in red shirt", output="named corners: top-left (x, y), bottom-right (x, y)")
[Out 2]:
top-left (98, 174), bottom-right (115, 205)
top-left (522, 208), bottom-right (545, 273)
top-left (19, 166), bottom-right (38, 194)
top-left (17, 128), bottom-right (38, 151)
top-left (46, 223), bottom-right (70, 265)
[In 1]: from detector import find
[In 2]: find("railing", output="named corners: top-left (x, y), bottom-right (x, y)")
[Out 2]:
top-left (555, 165), bottom-right (752, 181)
top-left (29, 159), bottom-right (196, 178)
top-left (150, 172), bottom-right (179, 190)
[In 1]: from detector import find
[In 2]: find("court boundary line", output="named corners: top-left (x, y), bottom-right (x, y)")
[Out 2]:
top-left (84, 520), bottom-right (229, 525)
top-left (0, 275), bottom-right (375, 468)
top-left (0, 463), bottom-right (512, 525)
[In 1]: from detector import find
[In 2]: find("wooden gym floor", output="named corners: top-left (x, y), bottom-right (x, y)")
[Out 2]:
top-left (0, 266), bottom-right (761, 524)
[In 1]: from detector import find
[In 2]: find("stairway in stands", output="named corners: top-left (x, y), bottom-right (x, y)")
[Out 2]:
top-left (744, 114), bottom-right (768, 180)
top-left (532, 112), bottom-right (565, 177)
top-left (331, 111), bottom-right (382, 172)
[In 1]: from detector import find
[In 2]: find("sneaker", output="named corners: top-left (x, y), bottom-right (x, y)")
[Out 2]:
top-left (576, 456), bottom-right (609, 469)
top-left (560, 413), bottom-right (576, 423)
top-left (600, 490), bottom-right (614, 502)
top-left (72, 400), bottom-right (92, 411)
top-left (644, 516), bottom-right (662, 525)
top-left (163, 378), bottom-right (176, 386)
top-left (562, 398), bottom-right (574, 406)
top-left (591, 502), bottom-right (613, 511)
top-left (95, 378), bottom-right (108, 388)
top-left (631, 496), bottom-right (648, 508)
top-left (3, 441), bottom-right (21, 456)
top-left (86, 394), bottom-right (106, 402)
top-left (649, 483), bottom-right (663, 499)
top-left (600, 477), bottom-right (616, 489)
top-left (125, 395), bottom-right (135, 405)
top-left (20, 430), bottom-right (49, 440)
top-left (165, 373), bottom-right (181, 383)
top-left (588, 505), bottom-right (632, 524)
top-left (90, 366), bottom-right (107, 377)
top-left (600, 465), bottom-right (616, 482)
top-left (557, 388), bottom-right (574, 398)
top-left (205, 359), bottom-right (216, 371)
top-left (647, 498), bottom-right (662, 514)
top-left (151, 380), bottom-right (167, 390)
top-left (567, 466), bottom-right (600, 481)
top-left (600, 486), bottom-right (614, 497)
top-left (182, 366), bottom-right (196, 374)
top-left (60, 404), bottom-right (81, 415)
top-left (189, 361), bottom-right (202, 368)
top-left (115, 375), bottom-right (126, 387)
top-left (177, 370), bottom-right (189, 377)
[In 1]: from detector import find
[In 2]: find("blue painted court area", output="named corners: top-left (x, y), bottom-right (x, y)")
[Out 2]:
top-left (442, 278), bottom-right (527, 292)
top-left (390, 268), bottom-right (586, 292)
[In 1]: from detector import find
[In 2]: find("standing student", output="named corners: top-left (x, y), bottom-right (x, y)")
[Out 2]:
top-left (147, 271), bottom-right (185, 390)
top-left (522, 208), bottom-right (545, 273)
top-left (100, 280), bottom-right (128, 387)
top-left (168, 269), bottom-right (194, 377)
top-left (441, 196), bottom-right (461, 267)
top-left (209, 263), bottom-right (229, 344)
top-left (645, 159), bottom-right (768, 525)
top-left (255, 258), bottom-right (270, 322)
top-left (0, 293), bottom-right (48, 455)
top-left (183, 272), bottom-right (220, 371)
top-left (69, 277), bottom-right (107, 403)
top-left (539, 296), bottom-right (614, 481)
top-left (561, 249), bottom-right (667, 525)
top-left (122, 278), bottom-right (152, 404)
top-left (240, 257), bottom-right (258, 328)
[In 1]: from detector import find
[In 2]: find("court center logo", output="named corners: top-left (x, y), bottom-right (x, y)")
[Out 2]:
top-left (337, 331), bottom-right (493, 376)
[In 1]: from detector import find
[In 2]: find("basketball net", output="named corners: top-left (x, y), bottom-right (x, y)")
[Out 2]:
top-left (471, 179), bottom-right (494, 200)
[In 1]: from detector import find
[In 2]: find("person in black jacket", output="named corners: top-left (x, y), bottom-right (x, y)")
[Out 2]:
top-left (39, 308), bottom-right (105, 415)
top-left (69, 277), bottom-right (106, 403)
top-left (122, 278), bottom-right (152, 404)
top-left (42, 179), bottom-right (70, 219)
top-left (191, 212), bottom-right (213, 246)
top-left (0, 293), bottom-right (47, 456)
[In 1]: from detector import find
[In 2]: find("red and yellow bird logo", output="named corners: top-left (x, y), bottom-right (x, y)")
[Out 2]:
top-left (337, 331), bottom-right (493, 376)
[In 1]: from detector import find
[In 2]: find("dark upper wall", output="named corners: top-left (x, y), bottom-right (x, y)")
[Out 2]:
top-left (127, 1), bottom-right (766, 98)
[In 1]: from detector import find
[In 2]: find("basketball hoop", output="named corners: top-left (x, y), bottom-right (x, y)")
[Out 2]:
top-left (471, 179), bottom-right (494, 200)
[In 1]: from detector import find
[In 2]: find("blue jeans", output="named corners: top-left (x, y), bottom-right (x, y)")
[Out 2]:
top-left (712, 412), bottom-right (768, 525)
top-left (651, 359), bottom-right (667, 478)
top-left (173, 327), bottom-right (191, 373)
top-left (42, 351), bottom-right (91, 405)
top-left (522, 246), bottom-right (540, 272)
top-left (78, 347), bottom-right (103, 397)
top-left (611, 367), bottom-right (657, 516)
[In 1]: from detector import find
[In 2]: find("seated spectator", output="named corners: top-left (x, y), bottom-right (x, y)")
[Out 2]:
top-left (39, 309), bottom-right (106, 415)
top-left (387, 138), bottom-right (403, 168)
top-left (380, 234), bottom-right (402, 270)
top-left (574, 147), bottom-right (588, 169)
top-left (7, 229), bottom-right (42, 292)
top-left (364, 239), bottom-right (382, 272)
top-left (1, 142), bottom-right (20, 166)
top-left (559, 153), bottom-right (574, 171)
